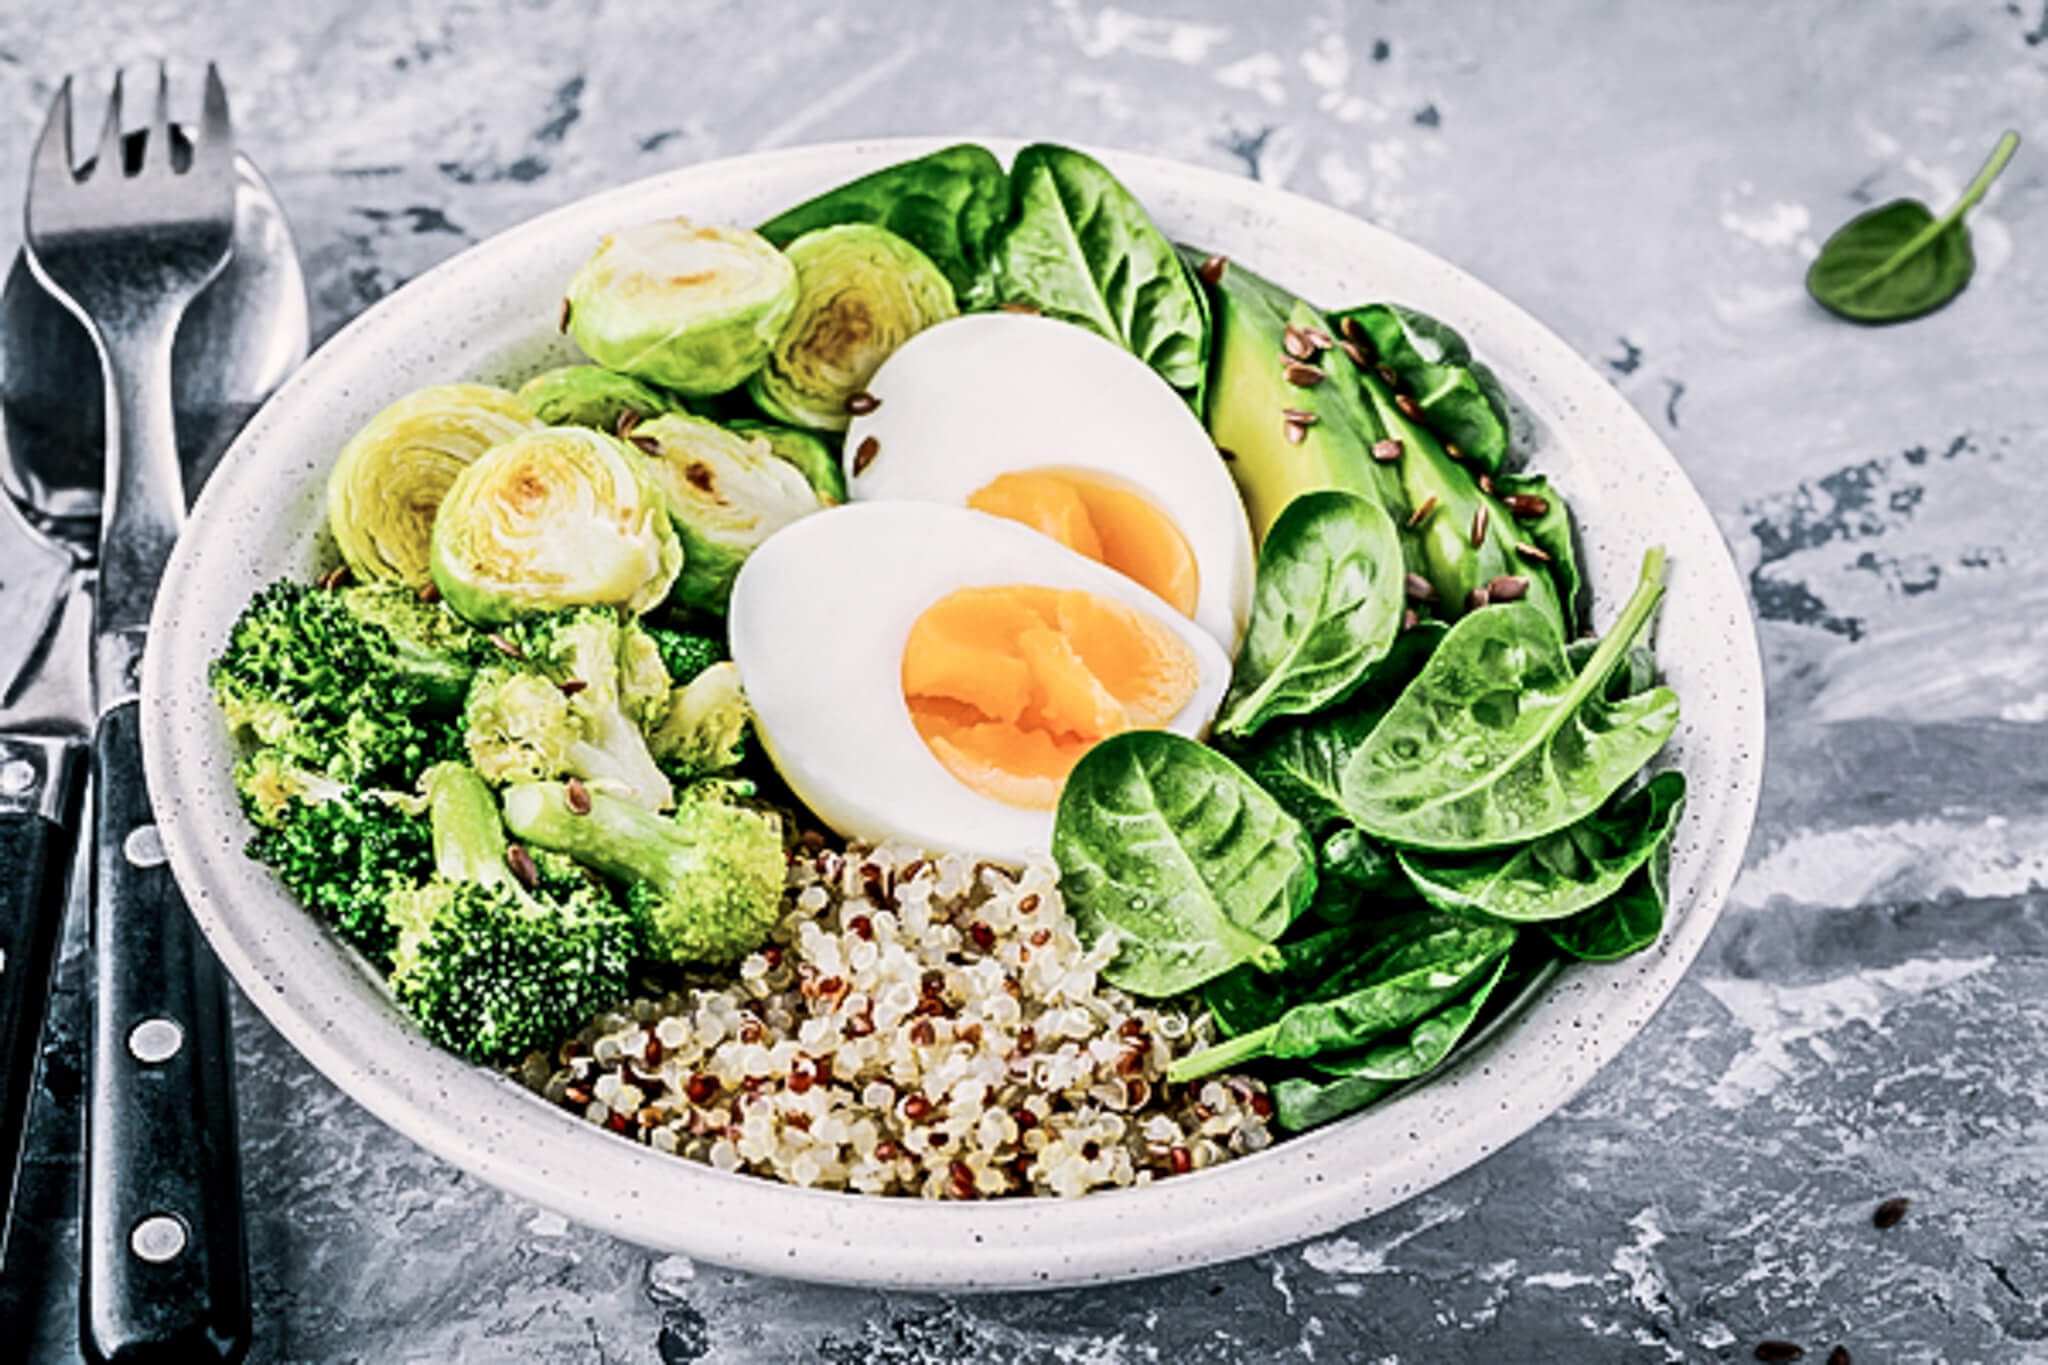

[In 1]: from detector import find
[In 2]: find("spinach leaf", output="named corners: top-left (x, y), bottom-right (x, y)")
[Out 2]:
top-left (1169, 912), bottom-right (1514, 1081)
top-left (1807, 130), bottom-right (2020, 325)
top-left (1398, 770), bottom-right (1686, 922)
top-left (1218, 490), bottom-right (1407, 738)
top-left (759, 143), bottom-right (1009, 309)
top-left (1272, 1072), bottom-right (1396, 1133)
top-left (1311, 952), bottom-right (1511, 1081)
top-left (1546, 839), bottom-right (1670, 961)
top-left (1493, 470), bottom-right (1583, 632)
top-left (1332, 303), bottom-right (1511, 474)
top-left (993, 144), bottom-right (1209, 402)
top-left (1054, 730), bottom-right (1313, 995)
top-left (1340, 548), bottom-right (1680, 851)
top-left (1567, 637), bottom-right (1659, 702)
top-left (1202, 905), bottom-right (1463, 1038)
top-left (1306, 824), bottom-right (1401, 923)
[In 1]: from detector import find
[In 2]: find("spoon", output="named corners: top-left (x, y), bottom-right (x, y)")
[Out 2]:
top-left (0, 125), bottom-right (305, 1351)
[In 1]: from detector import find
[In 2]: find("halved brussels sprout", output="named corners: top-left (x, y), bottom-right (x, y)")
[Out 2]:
top-left (516, 365), bottom-right (683, 433)
top-left (563, 219), bottom-right (798, 397)
top-left (325, 383), bottom-right (538, 587)
top-left (631, 413), bottom-right (823, 614)
top-left (429, 427), bottom-right (683, 625)
top-left (746, 224), bottom-right (957, 432)
top-left (729, 419), bottom-right (846, 506)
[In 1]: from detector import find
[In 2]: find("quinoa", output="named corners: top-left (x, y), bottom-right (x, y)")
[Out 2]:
top-left (521, 840), bottom-right (1274, 1198)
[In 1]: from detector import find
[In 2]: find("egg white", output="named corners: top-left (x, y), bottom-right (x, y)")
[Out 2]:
top-left (728, 501), bottom-right (1231, 864)
top-left (843, 313), bottom-right (1254, 655)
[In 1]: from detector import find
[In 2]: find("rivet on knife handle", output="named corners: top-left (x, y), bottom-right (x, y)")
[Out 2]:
top-left (82, 701), bottom-right (250, 1364)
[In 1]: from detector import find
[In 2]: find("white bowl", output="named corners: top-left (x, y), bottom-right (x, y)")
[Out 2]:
top-left (142, 137), bottom-right (1764, 1290)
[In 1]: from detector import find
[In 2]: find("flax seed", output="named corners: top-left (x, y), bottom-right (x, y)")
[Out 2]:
top-left (844, 390), bottom-right (880, 416)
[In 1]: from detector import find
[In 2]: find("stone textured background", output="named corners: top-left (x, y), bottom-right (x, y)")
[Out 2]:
top-left (3, 1), bottom-right (2046, 1361)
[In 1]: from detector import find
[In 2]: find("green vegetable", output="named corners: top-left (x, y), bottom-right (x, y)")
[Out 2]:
top-left (1807, 130), bottom-right (2020, 324)
top-left (429, 426), bottom-right (683, 625)
top-left (502, 778), bottom-right (785, 966)
top-left (1547, 844), bottom-right (1669, 961)
top-left (729, 419), bottom-right (847, 505)
top-left (1491, 470), bottom-right (1583, 631)
top-left (1200, 910), bottom-right (1444, 1039)
top-left (211, 579), bottom-right (472, 787)
top-left (994, 145), bottom-right (1208, 403)
top-left (747, 224), bottom-right (958, 432)
top-left (1330, 304), bottom-right (1510, 474)
top-left (759, 143), bottom-right (1009, 308)
top-left (564, 217), bottom-right (798, 395)
top-left (1398, 771), bottom-right (1686, 922)
top-left (324, 383), bottom-right (538, 589)
top-left (1355, 365), bottom-right (1563, 632)
top-left (235, 753), bottom-right (432, 967)
top-left (335, 582), bottom-right (490, 709)
top-left (1307, 824), bottom-right (1402, 922)
top-left (1054, 731), bottom-right (1314, 996)
top-left (1217, 489), bottom-right (1406, 738)
top-left (1272, 955), bottom-right (1511, 1132)
top-left (516, 365), bottom-right (683, 432)
top-left (1167, 913), bottom-right (1514, 1082)
top-left (462, 606), bottom-right (676, 812)
top-left (648, 660), bottom-right (750, 778)
top-left (1340, 548), bottom-right (1680, 851)
top-left (386, 763), bottom-right (639, 1064)
top-left (643, 625), bottom-right (725, 685)
top-left (629, 413), bottom-right (825, 614)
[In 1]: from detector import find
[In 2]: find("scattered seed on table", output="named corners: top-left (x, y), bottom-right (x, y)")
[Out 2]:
top-left (1196, 254), bottom-right (1228, 285)
top-left (1405, 572), bottom-right (1437, 602)
top-left (1470, 505), bottom-right (1490, 546)
top-left (1873, 1196), bottom-right (1910, 1228)
top-left (1283, 361), bottom-right (1325, 387)
top-left (1754, 1343), bottom-right (1804, 1362)
top-left (853, 435), bottom-right (881, 475)
top-left (844, 390), bottom-right (880, 415)
top-left (1405, 495), bottom-right (1438, 529)
top-left (1372, 438), bottom-right (1404, 463)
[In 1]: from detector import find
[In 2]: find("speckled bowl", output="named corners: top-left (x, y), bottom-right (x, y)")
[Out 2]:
top-left (142, 138), bottom-right (1765, 1290)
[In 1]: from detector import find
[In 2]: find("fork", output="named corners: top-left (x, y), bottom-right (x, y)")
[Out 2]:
top-left (24, 65), bottom-right (251, 1363)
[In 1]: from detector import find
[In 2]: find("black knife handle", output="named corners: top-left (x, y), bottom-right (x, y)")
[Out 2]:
top-left (0, 739), bottom-right (82, 1264)
top-left (83, 700), bottom-right (249, 1364)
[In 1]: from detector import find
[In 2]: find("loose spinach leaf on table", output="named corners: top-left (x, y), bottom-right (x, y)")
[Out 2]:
top-left (1330, 303), bottom-right (1511, 474)
top-left (1218, 489), bottom-right (1407, 739)
top-left (1492, 470), bottom-right (1583, 632)
top-left (992, 143), bottom-right (1210, 403)
top-left (1339, 548), bottom-right (1680, 851)
top-left (759, 143), bottom-right (1010, 309)
top-left (1807, 129), bottom-right (2020, 325)
top-left (1547, 837), bottom-right (1671, 961)
top-left (1398, 770), bottom-right (1686, 923)
top-left (1054, 730), bottom-right (1313, 995)
top-left (1170, 912), bottom-right (1515, 1081)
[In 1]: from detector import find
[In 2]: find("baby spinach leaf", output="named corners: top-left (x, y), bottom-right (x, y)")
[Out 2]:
top-left (1567, 637), bottom-right (1659, 703)
top-left (1398, 770), bottom-right (1686, 922)
top-left (1306, 824), bottom-right (1401, 923)
top-left (993, 144), bottom-right (1209, 402)
top-left (1546, 838), bottom-right (1670, 961)
top-left (760, 143), bottom-right (1009, 309)
top-left (1807, 130), bottom-right (2020, 324)
top-left (1202, 905), bottom-right (1460, 1038)
top-left (1312, 952), bottom-right (1511, 1082)
top-left (1493, 470), bottom-right (1583, 632)
top-left (1272, 1072), bottom-right (1397, 1133)
top-left (1055, 730), bottom-right (1313, 996)
top-left (1340, 548), bottom-right (1680, 851)
top-left (1170, 913), bottom-right (1515, 1081)
top-left (1218, 490), bottom-right (1407, 738)
top-left (1332, 303), bottom-right (1511, 474)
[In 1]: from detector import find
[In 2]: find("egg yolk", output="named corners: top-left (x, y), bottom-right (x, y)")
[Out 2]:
top-left (965, 471), bottom-right (1200, 619)
top-left (902, 586), bottom-right (1202, 809)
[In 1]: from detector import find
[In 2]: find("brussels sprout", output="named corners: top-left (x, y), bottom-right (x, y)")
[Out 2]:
top-left (729, 419), bottom-right (846, 506)
top-left (746, 224), bottom-right (957, 432)
top-left (429, 426), bottom-right (683, 625)
top-left (516, 365), bottom-right (684, 432)
top-left (563, 218), bottom-right (798, 397)
top-left (325, 384), bottom-right (538, 587)
top-left (630, 413), bottom-right (823, 614)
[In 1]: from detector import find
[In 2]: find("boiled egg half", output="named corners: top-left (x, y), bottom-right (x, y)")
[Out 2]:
top-left (729, 501), bottom-right (1230, 863)
top-left (844, 313), bottom-right (1254, 655)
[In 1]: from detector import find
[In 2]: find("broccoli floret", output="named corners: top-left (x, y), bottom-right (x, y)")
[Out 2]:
top-left (387, 763), bottom-right (639, 1066)
top-left (462, 606), bottom-right (676, 811)
top-left (643, 625), bottom-right (725, 686)
top-left (502, 776), bottom-right (784, 966)
top-left (211, 579), bottom-right (480, 786)
top-left (235, 751), bottom-right (432, 968)
top-left (648, 660), bottom-right (750, 780)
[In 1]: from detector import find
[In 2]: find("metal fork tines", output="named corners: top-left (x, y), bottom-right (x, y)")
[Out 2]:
top-left (25, 62), bottom-right (235, 684)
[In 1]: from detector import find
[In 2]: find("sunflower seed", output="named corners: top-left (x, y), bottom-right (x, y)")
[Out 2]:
top-left (1283, 420), bottom-right (1307, 445)
top-left (1339, 339), bottom-right (1371, 370)
top-left (1283, 361), bottom-right (1325, 388)
top-left (558, 297), bottom-right (572, 333)
top-left (565, 777), bottom-right (593, 815)
top-left (1301, 325), bottom-right (1333, 351)
top-left (417, 580), bottom-right (441, 604)
top-left (1466, 586), bottom-right (1491, 611)
top-left (1470, 505), bottom-right (1489, 546)
top-left (630, 433), bottom-right (661, 455)
top-left (1404, 572), bottom-right (1437, 602)
top-left (844, 390), bottom-right (881, 415)
top-left (318, 564), bottom-right (351, 591)
top-left (1396, 392), bottom-right (1424, 421)
top-left (1282, 324), bottom-right (1313, 360)
top-left (488, 632), bottom-right (525, 660)
top-left (616, 409), bottom-right (641, 438)
top-left (1339, 314), bottom-right (1368, 349)
top-left (1478, 473), bottom-right (1495, 495)
top-left (998, 300), bottom-right (1042, 315)
top-left (1487, 574), bottom-right (1529, 602)
top-left (507, 843), bottom-right (540, 890)
top-left (1503, 492), bottom-right (1551, 519)
top-left (1372, 438), bottom-right (1404, 463)
top-left (1401, 608), bottom-right (1420, 632)
top-left (1515, 540), bottom-right (1553, 563)
top-left (1873, 1196), bottom-right (1910, 1229)
top-left (1281, 407), bottom-right (1319, 425)
top-left (853, 435), bottom-right (881, 475)
top-left (1196, 254), bottom-right (1228, 285)
top-left (1405, 495), bottom-right (1438, 529)
top-left (559, 678), bottom-right (588, 696)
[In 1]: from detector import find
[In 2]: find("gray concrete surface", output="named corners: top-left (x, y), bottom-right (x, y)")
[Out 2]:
top-left (3, 1), bottom-right (2046, 1360)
